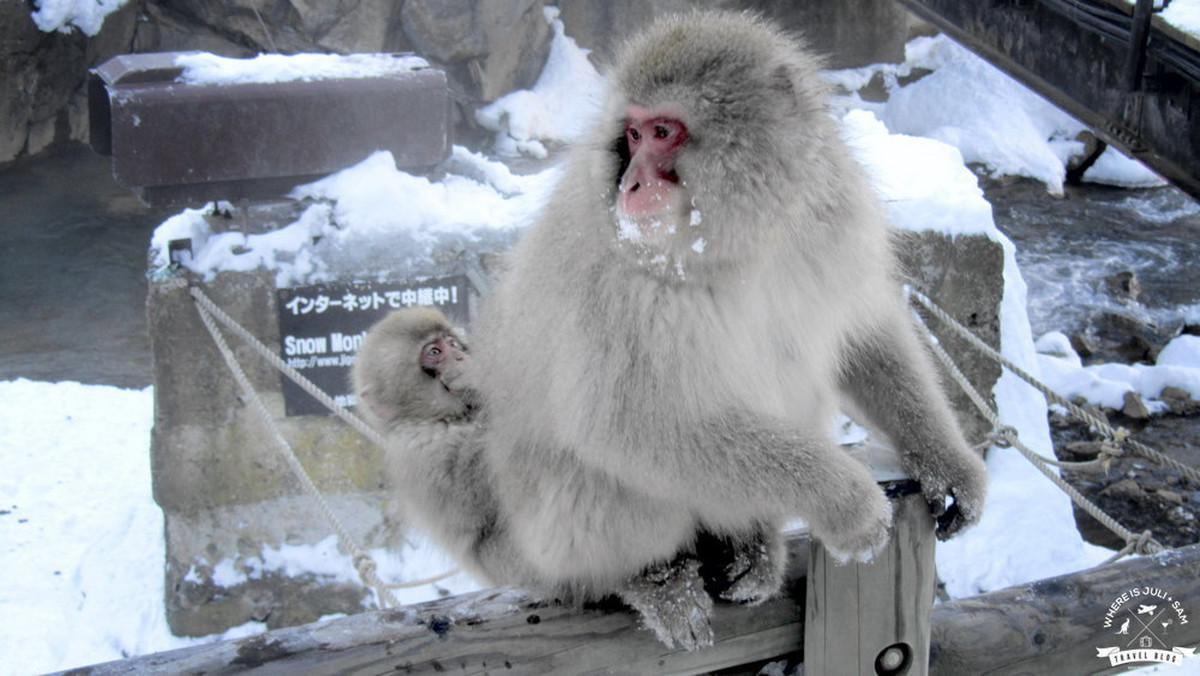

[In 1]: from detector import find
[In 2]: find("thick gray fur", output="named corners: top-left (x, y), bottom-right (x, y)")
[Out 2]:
top-left (356, 11), bottom-right (988, 649)
top-left (474, 6), bottom-right (985, 614)
top-left (351, 308), bottom-right (522, 583)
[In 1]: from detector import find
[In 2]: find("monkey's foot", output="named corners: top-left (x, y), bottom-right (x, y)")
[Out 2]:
top-left (619, 558), bottom-right (714, 651)
top-left (718, 540), bottom-right (784, 606)
top-left (821, 498), bottom-right (894, 565)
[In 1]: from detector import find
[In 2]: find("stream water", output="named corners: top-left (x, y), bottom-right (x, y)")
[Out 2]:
top-left (985, 177), bottom-right (1200, 346)
top-left (0, 144), bottom-right (171, 388)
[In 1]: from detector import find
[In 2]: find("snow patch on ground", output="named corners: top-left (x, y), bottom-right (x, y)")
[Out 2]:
top-left (30, 0), bottom-right (127, 36)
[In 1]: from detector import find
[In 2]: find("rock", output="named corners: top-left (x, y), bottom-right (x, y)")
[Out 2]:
top-left (0, 0), bottom-right (137, 163)
top-left (1089, 311), bottom-right (1171, 364)
top-left (1069, 332), bottom-right (1098, 360)
top-left (131, 3), bottom-right (255, 56)
top-left (1121, 390), bottom-right (1152, 419)
top-left (1101, 478), bottom-right (1146, 501)
top-left (1167, 505), bottom-right (1196, 526)
top-left (1104, 270), bottom-right (1142, 303)
top-left (894, 230), bottom-right (1006, 445)
top-left (1123, 335), bottom-right (1159, 363)
top-left (401, 0), bottom-right (551, 102)
top-left (1160, 386), bottom-right (1190, 402)
top-left (556, 0), bottom-right (699, 67)
top-left (1159, 386), bottom-right (1200, 415)
top-left (1155, 489), bottom-right (1185, 506)
top-left (1064, 440), bottom-right (1107, 459)
top-left (559, 0), bottom-right (915, 70)
top-left (309, 0), bottom-right (405, 54)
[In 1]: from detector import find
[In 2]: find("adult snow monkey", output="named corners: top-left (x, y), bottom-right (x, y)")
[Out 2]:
top-left (357, 11), bottom-right (988, 650)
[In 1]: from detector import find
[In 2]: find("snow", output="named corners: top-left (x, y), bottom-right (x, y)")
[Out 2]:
top-left (840, 109), bottom-right (995, 237)
top-left (30, 0), bottom-right (127, 36)
top-left (7, 13), bottom-right (1200, 675)
top-left (832, 34), bottom-right (1166, 194)
top-left (1122, 0), bottom-right (1200, 38)
top-left (149, 148), bottom-right (553, 288)
top-left (0, 379), bottom-right (483, 674)
top-left (175, 52), bottom-right (431, 86)
top-left (1161, 2), bottom-right (1200, 37)
top-left (474, 7), bottom-right (606, 158)
top-left (1036, 332), bottom-right (1200, 411)
top-left (0, 381), bottom-right (188, 670)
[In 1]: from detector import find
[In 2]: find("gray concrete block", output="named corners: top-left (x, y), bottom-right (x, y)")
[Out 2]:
top-left (896, 230), bottom-right (1006, 445)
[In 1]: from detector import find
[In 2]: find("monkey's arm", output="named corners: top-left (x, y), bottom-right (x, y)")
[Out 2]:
top-left (838, 321), bottom-right (988, 539)
top-left (382, 423), bottom-right (524, 584)
top-left (594, 413), bottom-right (893, 563)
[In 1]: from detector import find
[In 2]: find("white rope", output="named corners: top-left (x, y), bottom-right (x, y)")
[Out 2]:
top-left (193, 286), bottom-right (475, 607)
top-left (191, 287), bottom-right (388, 450)
top-left (907, 289), bottom-right (1166, 558)
top-left (909, 288), bottom-right (1200, 484)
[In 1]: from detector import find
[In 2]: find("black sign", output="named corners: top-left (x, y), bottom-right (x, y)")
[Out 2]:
top-left (276, 276), bottom-right (470, 417)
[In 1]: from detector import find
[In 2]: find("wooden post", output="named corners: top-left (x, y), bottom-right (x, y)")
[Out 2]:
top-left (805, 445), bottom-right (937, 675)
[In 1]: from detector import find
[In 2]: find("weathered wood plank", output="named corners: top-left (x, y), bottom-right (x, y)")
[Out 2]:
top-left (61, 537), bottom-right (810, 676)
top-left (59, 541), bottom-right (1200, 674)
top-left (930, 544), bottom-right (1200, 675)
top-left (805, 484), bottom-right (936, 675)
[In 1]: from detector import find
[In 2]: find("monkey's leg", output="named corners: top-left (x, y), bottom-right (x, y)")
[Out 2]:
top-left (617, 556), bottom-right (714, 650)
top-left (840, 324), bottom-right (988, 540)
top-left (695, 526), bottom-right (786, 605)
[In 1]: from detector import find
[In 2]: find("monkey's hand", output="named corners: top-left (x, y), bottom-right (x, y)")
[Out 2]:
top-left (816, 486), bottom-right (893, 565)
top-left (908, 447), bottom-right (988, 541)
top-left (618, 558), bottom-right (714, 651)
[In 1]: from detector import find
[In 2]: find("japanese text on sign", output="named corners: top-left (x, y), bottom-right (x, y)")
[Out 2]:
top-left (276, 276), bottom-right (470, 417)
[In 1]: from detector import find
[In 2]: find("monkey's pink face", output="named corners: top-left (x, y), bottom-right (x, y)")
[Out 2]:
top-left (614, 104), bottom-right (701, 252)
top-left (419, 334), bottom-right (466, 384)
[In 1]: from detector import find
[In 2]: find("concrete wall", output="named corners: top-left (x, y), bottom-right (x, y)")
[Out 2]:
top-left (150, 269), bottom-right (389, 635)
top-left (148, 199), bottom-right (504, 635)
top-left (897, 232), bottom-right (1005, 445)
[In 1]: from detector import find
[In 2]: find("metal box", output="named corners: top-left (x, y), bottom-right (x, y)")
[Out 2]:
top-left (89, 52), bottom-right (452, 205)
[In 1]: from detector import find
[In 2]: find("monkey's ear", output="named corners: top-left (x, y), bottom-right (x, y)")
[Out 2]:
top-left (359, 388), bottom-right (395, 423)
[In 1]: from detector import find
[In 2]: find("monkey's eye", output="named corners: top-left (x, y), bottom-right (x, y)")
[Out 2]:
top-left (654, 124), bottom-right (671, 139)
top-left (424, 345), bottom-right (441, 357)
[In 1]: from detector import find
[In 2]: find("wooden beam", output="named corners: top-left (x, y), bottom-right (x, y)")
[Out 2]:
top-left (806, 485), bottom-right (936, 675)
top-left (57, 541), bottom-right (1200, 674)
top-left (930, 544), bottom-right (1200, 675)
top-left (59, 537), bottom-right (810, 676)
